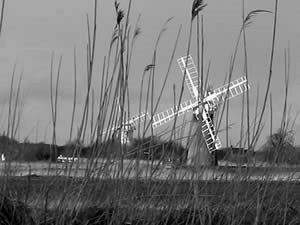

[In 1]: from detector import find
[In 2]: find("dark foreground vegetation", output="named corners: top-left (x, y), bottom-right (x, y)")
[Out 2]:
top-left (0, 176), bottom-right (300, 225)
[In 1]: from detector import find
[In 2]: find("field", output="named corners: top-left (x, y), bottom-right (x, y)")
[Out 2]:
top-left (1, 160), bottom-right (300, 224)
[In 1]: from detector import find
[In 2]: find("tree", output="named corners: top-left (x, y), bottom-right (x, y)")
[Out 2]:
top-left (268, 128), bottom-right (294, 149)
top-left (261, 127), bottom-right (300, 164)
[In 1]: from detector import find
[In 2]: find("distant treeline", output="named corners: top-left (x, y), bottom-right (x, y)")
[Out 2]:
top-left (0, 135), bottom-right (299, 165)
top-left (0, 135), bottom-right (188, 163)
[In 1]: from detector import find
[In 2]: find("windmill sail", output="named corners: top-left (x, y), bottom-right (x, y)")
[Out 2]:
top-left (177, 55), bottom-right (200, 99)
top-left (152, 99), bottom-right (198, 129)
top-left (205, 76), bottom-right (249, 107)
top-left (102, 112), bottom-right (149, 136)
top-left (126, 112), bottom-right (149, 128)
top-left (200, 108), bottom-right (222, 153)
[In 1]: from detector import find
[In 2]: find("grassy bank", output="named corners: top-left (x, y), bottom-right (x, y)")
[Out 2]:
top-left (1, 176), bottom-right (300, 224)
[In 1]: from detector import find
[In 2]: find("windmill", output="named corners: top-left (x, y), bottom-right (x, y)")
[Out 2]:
top-left (151, 55), bottom-right (249, 162)
top-left (102, 112), bottom-right (149, 145)
top-left (102, 68), bottom-right (149, 145)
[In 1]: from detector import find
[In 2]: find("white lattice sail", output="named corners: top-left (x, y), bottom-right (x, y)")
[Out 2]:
top-left (201, 108), bottom-right (222, 153)
top-left (102, 112), bottom-right (149, 137)
top-left (205, 76), bottom-right (249, 107)
top-left (177, 55), bottom-right (200, 99)
top-left (126, 112), bottom-right (149, 128)
top-left (152, 99), bottom-right (198, 129)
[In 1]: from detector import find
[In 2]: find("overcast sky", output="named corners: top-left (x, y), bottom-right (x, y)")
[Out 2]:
top-left (0, 0), bottom-right (299, 148)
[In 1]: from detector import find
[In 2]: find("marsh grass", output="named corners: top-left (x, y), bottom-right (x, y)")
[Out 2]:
top-left (0, 0), bottom-right (300, 224)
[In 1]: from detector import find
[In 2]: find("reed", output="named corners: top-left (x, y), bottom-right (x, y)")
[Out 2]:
top-left (0, 0), bottom-right (299, 224)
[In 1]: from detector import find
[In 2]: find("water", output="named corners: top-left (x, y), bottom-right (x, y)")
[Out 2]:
top-left (1, 159), bottom-right (299, 181)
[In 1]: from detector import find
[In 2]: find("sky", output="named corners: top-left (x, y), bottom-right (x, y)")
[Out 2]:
top-left (0, 0), bottom-right (299, 148)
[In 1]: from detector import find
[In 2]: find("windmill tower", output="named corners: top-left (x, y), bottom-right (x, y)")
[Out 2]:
top-left (103, 112), bottom-right (149, 145)
top-left (151, 55), bottom-right (249, 166)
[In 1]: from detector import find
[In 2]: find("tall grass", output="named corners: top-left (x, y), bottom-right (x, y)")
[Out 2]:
top-left (0, 0), bottom-right (299, 224)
